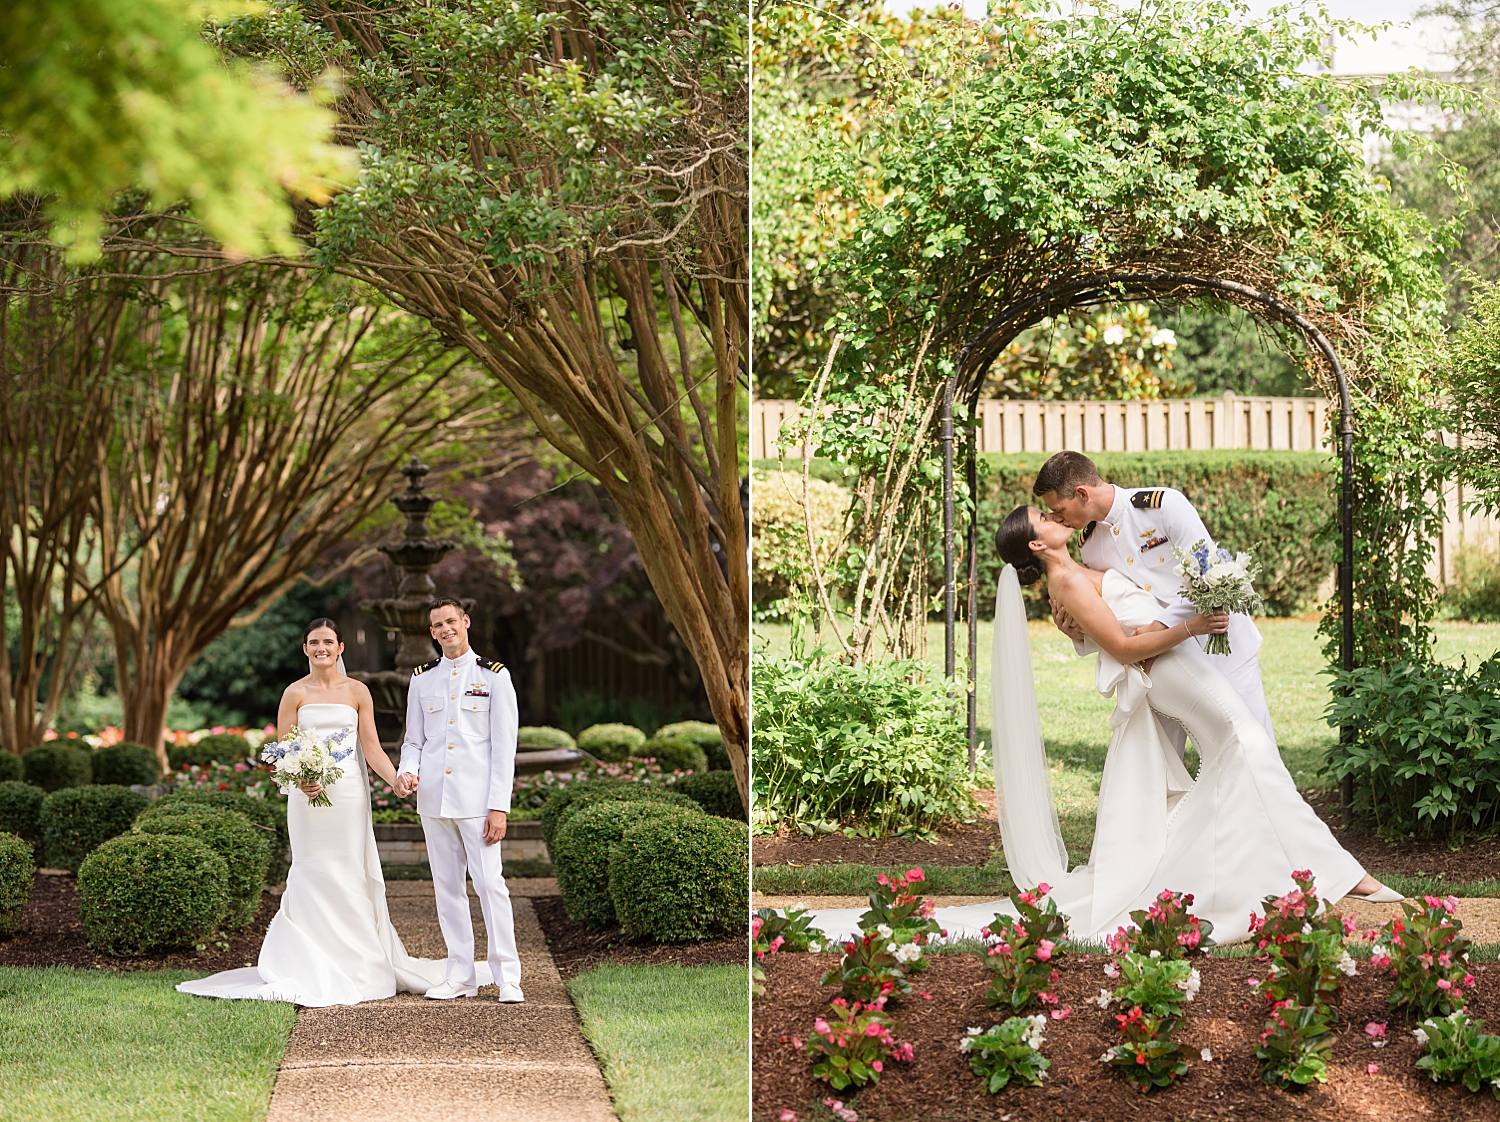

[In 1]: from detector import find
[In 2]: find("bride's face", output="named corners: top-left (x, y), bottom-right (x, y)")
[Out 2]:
top-left (305, 627), bottom-right (343, 669)
top-left (1029, 507), bottom-right (1073, 552)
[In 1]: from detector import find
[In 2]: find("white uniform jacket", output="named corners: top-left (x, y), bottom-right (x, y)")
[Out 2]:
top-left (1075, 484), bottom-right (1263, 661)
top-left (398, 649), bottom-right (518, 820)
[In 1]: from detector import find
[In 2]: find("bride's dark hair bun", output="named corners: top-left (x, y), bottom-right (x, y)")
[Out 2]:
top-left (996, 505), bottom-right (1046, 585)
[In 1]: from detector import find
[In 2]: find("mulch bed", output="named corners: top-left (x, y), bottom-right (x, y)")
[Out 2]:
top-left (753, 791), bottom-right (1004, 869)
top-left (0, 872), bottom-right (281, 973)
top-left (1306, 791), bottom-right (1500, 884)
top-left (754, 950), bottom-right (1500, 1121)
top-left (530, 894), bottom-right (747, 979)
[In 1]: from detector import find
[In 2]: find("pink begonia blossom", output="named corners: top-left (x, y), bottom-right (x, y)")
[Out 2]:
top-left (814, 1019), bottom-right (831, 1035)
top-left (907, 868), bottom-right (925, 882)
top-left (1438, 978), bottom-right (1453, 991)
top-left (1465, 974), bottom-right (1477, 987)
top-left (871, 1060), bottom-right (883, 1072)
top-left (1365, 1023), bottom-right (1386, 1039)
top-left (864, 1023), bottom-right (883, 1038)
top-left (1051, 1007), bottom-right (1072, 1020)
top-left (780, 1112), bottom-right (798, 1122)
top-left (791, 1037), bottom-right (804, 1051)
top-left (1367, 1063), bottom-right (1380, 1075)
top-left (1344, 916), bottom-right (1358, 936)
top-left (1247, 978), bottom-right (1260, 987)
top-left (1103, 963), bottom-right (1120, 978)
top-left (1036, 940), bottom-right (1055, 962)
top-left (768, 936), bottom-right (784, 955)
top-left (1038, 991), bottom-right (1059, 1005)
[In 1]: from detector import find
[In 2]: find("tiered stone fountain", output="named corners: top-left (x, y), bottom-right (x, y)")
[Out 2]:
top-left (353, 456), bottom-right (582, 776)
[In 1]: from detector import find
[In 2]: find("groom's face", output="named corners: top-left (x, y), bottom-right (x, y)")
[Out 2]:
top-left (1039, 487), bottom-right (1092, 530)
top-left (429, 606), bottom-right (470, 655)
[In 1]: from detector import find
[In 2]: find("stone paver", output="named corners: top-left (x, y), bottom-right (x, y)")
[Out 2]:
top-left (265, 879), bottom-right (615, 1122)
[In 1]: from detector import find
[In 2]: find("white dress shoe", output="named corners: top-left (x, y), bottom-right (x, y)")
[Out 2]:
top-left (495, 983), bottom-right (526, 1004)
top-left (425, 981), bottom-right (479, 1000)
top-left (1348, 884), bottom-right (1406, 903)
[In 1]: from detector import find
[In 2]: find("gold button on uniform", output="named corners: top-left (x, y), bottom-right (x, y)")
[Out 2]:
top-left (446, 768), bottom-right (452, 774)
top-left (1112, 527), bottom-right (1120, 536)
top-left (449, 718), bottom-right (454, 724)
top-left (1127, 557), bottom-right (1134, 565)
top-left (451, 694), bottom-right (455, 699)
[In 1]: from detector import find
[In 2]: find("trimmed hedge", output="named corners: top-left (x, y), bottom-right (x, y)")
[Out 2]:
top-left (142, 790), bottom-right (289, 884)
top-left (608, 813), bottom-right (748, 943)
top-left (78, 833), bottom-right (229, 955)
top-left (0, 753), bottom-right (21, 782)
top-left (0, 782), bottom-right (44, 848)
top-left (577, 723), bottom-right (647, 763)
top-left (553, 801), bottom-right (699, 930)
top-left (136, 808), bottom-right (269, 929)
top-left (40, 785), bottom-right (149, 872)
top-left (91, 742), bottom-right (160, 787)
top-left (518, 726), bottom-right (578, 751)
top-left (633, 735), bottom-right (708, 775)
top-left (539, 780), bottom-right (701, 853)
top-left (654, 720), bottom-right (729, 771)
top-left (0, 831), bottom-right (33, 937)
top-left (21, 744), bottom-right (91, 791)
top-left (673, 771), bottom-right (745, 820)
top-left (168, 732), bottom-right (252, 771)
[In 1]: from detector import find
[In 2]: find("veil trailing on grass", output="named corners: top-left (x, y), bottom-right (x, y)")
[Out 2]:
top-left (991, 564), bottom-right (1069, 891)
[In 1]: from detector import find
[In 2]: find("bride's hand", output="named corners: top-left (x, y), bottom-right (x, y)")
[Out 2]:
top-left (299, 780), bottom-right (324, 800)
top-left (1188, 610), bottom-right (1230, 637)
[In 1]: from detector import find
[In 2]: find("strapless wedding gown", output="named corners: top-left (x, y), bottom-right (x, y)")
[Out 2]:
top-left (177, 703), bottom-right (489, 1006)
top-left (810, 571), bottom-right (1367, 945)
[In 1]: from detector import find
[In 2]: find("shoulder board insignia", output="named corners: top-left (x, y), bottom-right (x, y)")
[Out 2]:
top-left (1082, 520), bottom-right (1097, 543)
top-left (412, 658), bottom-right (440, 676)
top-left (1130, 490), bottom-right (1165, 510)
top-left (479, 657), bottom-right (505, 673)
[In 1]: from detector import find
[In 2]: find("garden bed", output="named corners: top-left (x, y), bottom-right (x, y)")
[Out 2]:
top-left (0, 872), bottom-right (280, 972)
top-left (531, 893), bottom-right (746, 979)
top-left (753, 950), bottom-right (1500, 1121)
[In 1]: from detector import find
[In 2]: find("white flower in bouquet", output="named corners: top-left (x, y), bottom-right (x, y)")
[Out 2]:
top-left (1172, 538), bottom-right (1264, 656)
top-left (261, 725), bottom-right (356, 807)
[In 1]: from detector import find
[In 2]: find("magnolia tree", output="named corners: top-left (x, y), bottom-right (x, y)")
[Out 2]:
top-left (222, 0), bottom-right (750, 805)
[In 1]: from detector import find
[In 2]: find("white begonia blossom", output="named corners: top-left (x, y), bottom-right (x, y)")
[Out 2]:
top-left (1149, 949), bottom-right (1161, 958)
top-left (1103, 962), bottom-right (1120, 977)
top-left (1301, 923), bottom-right (1313, 935)
top-left (1338, 951), bottom-right (1359, 977)
top-left (1178, 968), bottom-right (1202, 1000)
top-left (1414, 1027), bottom-right (1430, 1047)
top-left (1096, 988), bottom-right (1113, 1009)
top-left (1023, 1015), bottom-right (1047, 1051)
top-left (808, 942), bottom-right (822, 954)
top-left (876, 924), bottom-right (893, 939)
top-left (1100, 1050), bottom-right (1114, 1063)
top-left (894, 942), bottom-right (923, 964)
top-left (1201, 1047), bottom-right (1213, 1062)
top-left (1102, 322), bottom-right (1127, 345)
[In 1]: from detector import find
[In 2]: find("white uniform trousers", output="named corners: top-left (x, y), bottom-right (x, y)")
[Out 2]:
top-left (422, 815), bottom-right (522, 989)
top-left (1155, 648), bottom-right (1275, 758)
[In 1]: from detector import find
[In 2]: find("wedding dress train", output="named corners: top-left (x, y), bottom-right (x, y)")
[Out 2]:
top-left (176, 703), bottom-right (490, 1006)
top-left (809, 569), bottom-right (1367, 945)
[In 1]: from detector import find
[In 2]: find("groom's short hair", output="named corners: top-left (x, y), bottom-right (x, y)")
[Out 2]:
top-left (429, 596), bottom-right (467, 617)
top-left (1033, 451), bottom-right (1102, 497)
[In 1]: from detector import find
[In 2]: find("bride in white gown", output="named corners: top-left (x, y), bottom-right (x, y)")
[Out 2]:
top-left (177, 619), bottom-right (487, 1006)
top-left (809, 507), bottom-right (1398, 946)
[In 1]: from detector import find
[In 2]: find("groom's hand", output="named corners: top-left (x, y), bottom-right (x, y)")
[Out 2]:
top-left (483, 810), bottom-right (508, 845)
top-left (394, 772), bottom-right (419, 798)
top-left (1050, 599), bottom-right (1086, 642)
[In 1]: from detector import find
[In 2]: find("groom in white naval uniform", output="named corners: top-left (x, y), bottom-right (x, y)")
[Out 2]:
top-left (1035, 450), bottom-right (1274, 747)
top-left (395, 597), bottom-right (524, 1002)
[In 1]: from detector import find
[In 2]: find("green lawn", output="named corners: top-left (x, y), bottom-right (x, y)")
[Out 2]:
top-left (566, 963), bottom-right (747, 1122)
top-left (755, 617), bottom-right (1500, 858)
top-left (0, 967), bottom-right (295, 1122)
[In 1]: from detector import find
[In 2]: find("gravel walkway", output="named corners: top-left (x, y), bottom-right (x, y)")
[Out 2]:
top-left (265, 878), bottom-right (616, 1122)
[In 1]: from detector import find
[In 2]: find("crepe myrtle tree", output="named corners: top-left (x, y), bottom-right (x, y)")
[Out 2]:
top-left (219, 0), bottom-right (750, 806)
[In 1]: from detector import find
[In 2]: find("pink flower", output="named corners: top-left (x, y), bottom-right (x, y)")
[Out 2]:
top-left (1159, 888), bottom-right (1175, 902)
top-left (1038, 991), bottom-right (1059, 1005)
top-left (780, 1112), bottom-right (798, 1122)
top-left (769, 936), bottom-right (785, 955)
top-left (1036, 882), bottom-right (1051, 895)
top-left (751, 917), bottom-right (763, 940)
top-left (1438, 978), bottom-right (1452, 991)
top-left (896, 1042), bottom-right (915, 1061)
top-left (1367, 1063), bottom-right (1380, 1075)
top-left (871, 1060), bottom-right (883, 1072)
top-left (791, 1037), bottom-right (804, 1051)
top-left (1037, 940), bottom-right (1055, 962)
top-left (1051, 1007), bottom-right (1072, 1020)
top-left (814, 1019), bottom-right (831, 1035)
top-left (1465, 974), bottom-right (1476, 987)
top-left (906, 868), bottom-right (925, 883)
top-left (1344, 916), bottom-right (1358, 936)
top-left (1365, 1023), bottom-right (1386, 1039)
top-left (864, 1023), bottom-right (882, 1038)
top-left (1247, 978), bottom-right (1260, 987)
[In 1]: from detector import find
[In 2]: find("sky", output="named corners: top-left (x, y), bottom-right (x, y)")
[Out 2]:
top-left (881, 1), bottom-right (1460, 73)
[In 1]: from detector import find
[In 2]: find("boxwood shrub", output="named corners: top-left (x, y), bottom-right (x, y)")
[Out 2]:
top-left (0, 831), bottom-right (33, 937)
top-left (0, 752), bottom-right (21, 782)
top-left (135, 808), bottom-right (269, 929)
top-left (541, 781), bottom-right (700, 853)
top-left (21, 744), bottom-right (91, 791)
top-left (673, 771), bottom-right (744, 820)
top-left (0, 781), bottom-right (44, 848)
top-left (78, 833), bottom-right (229, 955)
top-left (654, 721), bottom-right (729, 771)
top-left (91, 742), bottom-right (160, 787)
top-left (168, 732), bottom-right (252, 771)
top-left (633, 734), bottom-right (708, 775)
top-left (576, 723), bottom-right (647, 763)
top-left (609, 813), bottom-right (748, 943)
top-left (40, 785), bottom-right (149, 872)
top-left (554, 801), bottom-right (699, 930)
top-left (141, 790), bottom-right (288, 885)
top-left (518, 726), bottom-right (577, 751)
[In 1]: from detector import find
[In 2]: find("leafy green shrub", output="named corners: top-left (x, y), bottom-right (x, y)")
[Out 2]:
top-left (91, 742), bottom-right (160, 787)
top-left (751, 655), bottom-right (980, 837)
top-left (1325, 657), bottom-right (1500, 839)
top-left (962, 1016), bottom-right (1050, 1092)
top-left (136, 808), bottom-right (269, 929)
top-left (577, 723), bottom-right (647, 763)
top-left (1440, 545), bottom-right (1500, 621)
top-left (21, 744), bottom-right (91, 791)
top-left (40, 785), bottom-right (149, 872)
top-left (0, 753), bottom-right (20, 783)
top-left (633, 734), bottom-right (707, 775)
top-left (517, 726), bottom-right (577, 750)
top-left (608, 812), bottom-right (748, 943)
top-left (78, 833), bottom-right (229, 955)
top-left (805, 1000), bottom-right (913, 1091)
top-left (142, 790), bottom-right (288, 885)
top-left (673, 771), bottom-right (744, 820)
top-left (553, 801), bottom-right (698, 930)
top-left (1415, 1010), bottom-right (1500, 1096)
top-left (539, 780), bottom-right (699, 853)
top-left (0, 832), bottom-right (33, 937)
top-left (654, 720), bottom-right (728, 770)
top-left (168, 733), bottom-right (252, 771)
top-left (1369, 895), bottom-right (1474, 1019)
top-left (0, 782), bottom-right (44, 848)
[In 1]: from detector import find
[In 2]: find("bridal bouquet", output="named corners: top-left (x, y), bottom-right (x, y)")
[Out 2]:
top-left (261, 726), bottom-right (355, 807)
top-left (1173, 539), bottom-right (1263, 656)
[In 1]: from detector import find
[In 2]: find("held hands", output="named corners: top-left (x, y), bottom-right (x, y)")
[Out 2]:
top-left (394, 772), bottom-right (420, 798)
top-left (1050, 598), bottom-right (1086, 642)
top-left (1188, 610), bottom-right (1230, 638)
top-left (482, 810), bottom-right (507, 846)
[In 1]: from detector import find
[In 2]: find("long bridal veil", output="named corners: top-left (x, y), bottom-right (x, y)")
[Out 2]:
top-left (991, 564), bottom-right (1069, 891)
